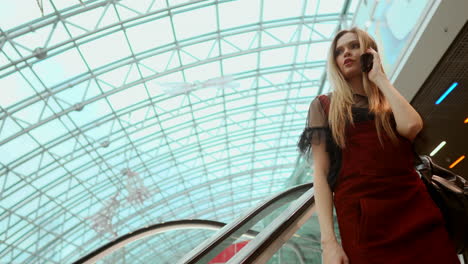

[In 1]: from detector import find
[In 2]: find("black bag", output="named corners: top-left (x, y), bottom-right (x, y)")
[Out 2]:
top-left (415, 155), bottom-right (468, 254)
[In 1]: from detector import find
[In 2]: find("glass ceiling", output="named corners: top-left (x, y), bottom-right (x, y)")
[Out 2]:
top-left (0, 0), bottom-right (432, 262)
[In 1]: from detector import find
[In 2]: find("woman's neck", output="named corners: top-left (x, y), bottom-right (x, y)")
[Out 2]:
top-left (348, 76), bottom-right (365, 96)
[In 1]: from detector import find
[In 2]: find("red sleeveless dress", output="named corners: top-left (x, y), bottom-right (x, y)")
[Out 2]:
top-left (299, 94), bottom-right (460, 263)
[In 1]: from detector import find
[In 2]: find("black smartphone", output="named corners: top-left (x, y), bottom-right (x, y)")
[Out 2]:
top-left (360, 53), bottom-right (373, 73)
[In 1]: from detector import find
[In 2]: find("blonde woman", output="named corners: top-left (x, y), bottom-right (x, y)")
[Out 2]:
top-left (297, 27), bottom-right (460, 263)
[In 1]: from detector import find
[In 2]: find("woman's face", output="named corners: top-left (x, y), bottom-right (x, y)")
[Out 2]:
top-left (334, 32), bottom-right (363, 79)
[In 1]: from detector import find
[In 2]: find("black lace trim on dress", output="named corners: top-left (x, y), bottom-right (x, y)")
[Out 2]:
top-left (297, 126), bottom-right (342, 191)
top-left (297, 127), bottom-right (328, 154)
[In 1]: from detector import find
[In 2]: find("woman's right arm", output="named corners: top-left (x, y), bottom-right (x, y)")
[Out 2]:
top-left (311, 140), bottom-right (349, 264)
top-left (300, 96), bottom-right (348, 262)
top-left (311, 140), bottom-right (337, 245)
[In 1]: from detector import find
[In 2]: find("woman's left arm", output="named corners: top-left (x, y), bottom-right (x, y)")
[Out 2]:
top-left (366, 48), bottom-right (423, 141)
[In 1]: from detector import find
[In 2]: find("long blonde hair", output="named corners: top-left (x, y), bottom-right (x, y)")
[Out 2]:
top-left (327, 27), bottom-right (398, 148)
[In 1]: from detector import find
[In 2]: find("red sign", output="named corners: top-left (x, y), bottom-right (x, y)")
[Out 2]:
top-left (208, 240), bottom-right (250, 263)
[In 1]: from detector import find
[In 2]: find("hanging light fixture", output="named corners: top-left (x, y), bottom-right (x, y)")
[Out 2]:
top-left (86, 193), bottom-right (120, 238)
top-left (160, 75), bottom-right (240, 96)
top-left (122, 168), bottom-right (151, 204)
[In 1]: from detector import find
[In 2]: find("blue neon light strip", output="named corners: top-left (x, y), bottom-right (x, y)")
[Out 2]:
top-left (435, 82), bottom-right (458, 105)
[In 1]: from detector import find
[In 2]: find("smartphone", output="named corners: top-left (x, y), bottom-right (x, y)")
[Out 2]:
top-left (360, 53), bottom-right (373, 73)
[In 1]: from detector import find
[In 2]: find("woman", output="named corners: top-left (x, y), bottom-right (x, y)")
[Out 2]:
top-left (298, 27), bottom-right (460, 263)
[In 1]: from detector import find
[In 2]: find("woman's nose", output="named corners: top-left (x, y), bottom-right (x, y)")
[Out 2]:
top-left (343, 49), bottom-right (352, 57)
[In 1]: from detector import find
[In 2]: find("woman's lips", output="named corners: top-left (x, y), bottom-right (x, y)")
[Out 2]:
top-left (344, 60), bottom-right (354, 66)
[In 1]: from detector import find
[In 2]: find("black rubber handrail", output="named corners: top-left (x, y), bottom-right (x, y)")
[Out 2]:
top-left (72, 219), bottom-right (254, 264)
top-left (178, 182), bottom-right (313, 264)
top-left (226, 187), bottom-right (316, 263)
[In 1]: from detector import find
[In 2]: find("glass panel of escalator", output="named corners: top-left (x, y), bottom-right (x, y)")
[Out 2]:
top-left (97, 229), bottom-right (215, 264)
top-left (266, 211), bottom-right (341, 264)
top-left (190, 185), bottom-right (311, 264)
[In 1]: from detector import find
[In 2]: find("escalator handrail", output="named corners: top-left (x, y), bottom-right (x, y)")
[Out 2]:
top-left (178, 182), bottom-right (313, 264)
top-left (226, 187), bottom-right (316, 263)
top-left (72, 219), bottom-right (251, 264)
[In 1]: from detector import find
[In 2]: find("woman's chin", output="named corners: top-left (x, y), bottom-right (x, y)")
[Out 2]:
top-left (343, 70), bottom-right (362, 80)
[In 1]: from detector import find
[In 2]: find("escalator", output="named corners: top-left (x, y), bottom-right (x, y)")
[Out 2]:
top-left (72, 183), bottom-right (320, 263)
top-left (178, 183), bottom-right (317, 264)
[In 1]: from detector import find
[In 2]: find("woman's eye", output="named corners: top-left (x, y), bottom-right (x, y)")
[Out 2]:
top-left (352, 43), bottom-right (360, 48)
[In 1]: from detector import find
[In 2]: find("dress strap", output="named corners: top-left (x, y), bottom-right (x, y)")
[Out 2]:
top-left (318, 94), bottom-right (330, 116)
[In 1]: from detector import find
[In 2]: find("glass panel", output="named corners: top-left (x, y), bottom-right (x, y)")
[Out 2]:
top-left (267, 210), bottom-right (342, 264)
top-left (260, 47), bottom-right (295, 68)
top-left (33, 48), bottom-right (87, 88)
top-left (1, 135), bottom-right (39, 164)
top-left (126, 18), bottom-right (174, 54)
top-left (222, 53), bottom-right (258, 75)
top-left (219, 0), bottom-right (260, 30)
top-left (0, 72), bottom-right (37, 108)
top-left (317, 0), bottom-right (346, 14)
top-left (67, 98), bottom-right (112, 127)
top-left (263, 0), bottom-right (302, 21)
top-left (107, 84), bottom-right (148, 111)
top-left (80, 31), bottom-right (132, 69)
top-left (0, 116), bottom-right (23, 143)
top-left (190, 185), bottom-right (311, 263)
top-left (29, 118), bottom-right (69, 145)
top-left (0, 2), bottom-right (39, 31)
top-left (173, 6), bottom-right (217, 41)
top-left (95, 229), bottom-right (213, 264)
